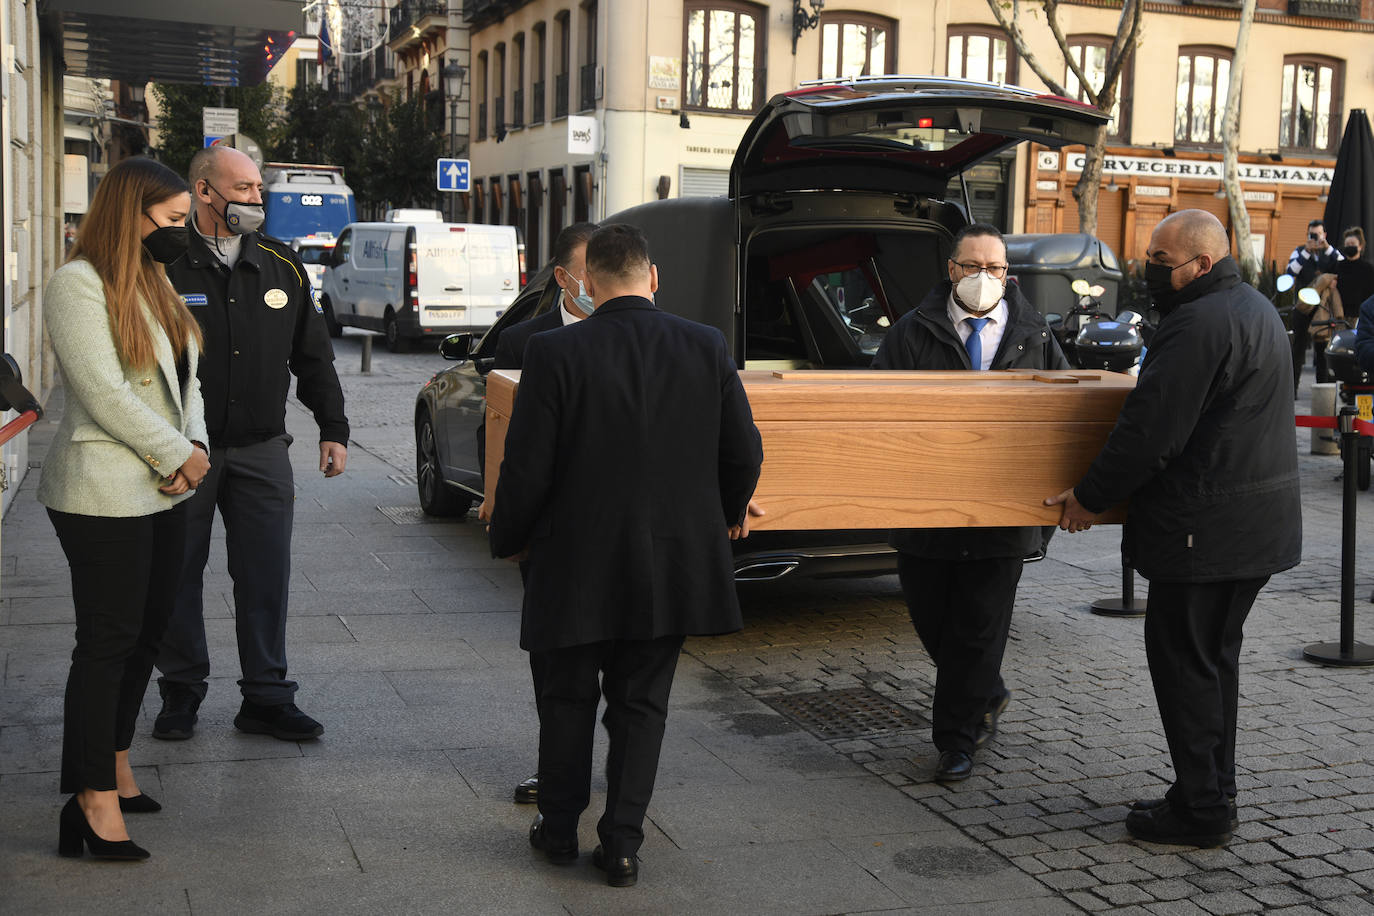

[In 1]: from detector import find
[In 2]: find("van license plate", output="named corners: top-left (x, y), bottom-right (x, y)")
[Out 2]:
top-left (1358, 394), bottom-right (1373, 422)
top-left (425, 308), bottom-right (467, 320)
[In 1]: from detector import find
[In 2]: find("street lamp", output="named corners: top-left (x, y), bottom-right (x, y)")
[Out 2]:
top-left (443, 60), bottom-right (468, 221)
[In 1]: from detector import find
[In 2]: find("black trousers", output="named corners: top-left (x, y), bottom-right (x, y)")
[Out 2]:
top-left (897, 554), bottom-right (1023, 755)
top-left (156, 435), bottom-right (297, 704)
top-left (1145, 577), bottom-right (1267, 821)
top-left (1292, 310), bottom-right (1312, 393)
top-left (533, 635), bottom-right (685, 858)
top-left (48, 503), bottom-right (189, 793)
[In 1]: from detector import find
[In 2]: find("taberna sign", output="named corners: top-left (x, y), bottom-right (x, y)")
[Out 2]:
top-left (568, 115), bottom-right (598, 156)
top-left (1039, 150), bottom-right (1335, 187)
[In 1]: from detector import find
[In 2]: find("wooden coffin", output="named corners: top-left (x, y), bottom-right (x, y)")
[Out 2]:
top-left (484, 368), bottom-right (1134, 530)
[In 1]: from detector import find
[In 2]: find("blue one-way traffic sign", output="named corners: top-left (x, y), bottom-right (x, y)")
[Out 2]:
top-left (437, 158), bottom-right (470, 192)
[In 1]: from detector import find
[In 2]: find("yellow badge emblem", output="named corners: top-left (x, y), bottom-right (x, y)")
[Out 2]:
top-left (264, 288), bottom-right (289, 309)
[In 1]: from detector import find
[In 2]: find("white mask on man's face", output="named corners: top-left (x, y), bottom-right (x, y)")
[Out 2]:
top-left (955, 272), bottom-right (1004, 314)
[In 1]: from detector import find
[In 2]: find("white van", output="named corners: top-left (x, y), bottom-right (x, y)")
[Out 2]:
top-left (320, 220), bottom-right (522, 351)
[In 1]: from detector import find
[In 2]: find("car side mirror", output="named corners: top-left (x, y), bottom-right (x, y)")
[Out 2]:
top-left (440, 333), bottom-right (473, 361)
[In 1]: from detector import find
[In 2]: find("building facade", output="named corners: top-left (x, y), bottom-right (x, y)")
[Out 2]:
top-left (463, 0), bottom-right (1374, 270)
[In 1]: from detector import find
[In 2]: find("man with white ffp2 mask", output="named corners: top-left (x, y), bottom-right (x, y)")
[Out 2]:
top-left (872, 222), bottom-right (1069, 784)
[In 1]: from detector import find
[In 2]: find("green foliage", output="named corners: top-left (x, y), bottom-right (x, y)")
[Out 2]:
top-left (149, 83), bottom-right (283, 179)
top-left (367, 91), bottom-right (445, 211)
top-left (152, 83), bottom-right (446, 214)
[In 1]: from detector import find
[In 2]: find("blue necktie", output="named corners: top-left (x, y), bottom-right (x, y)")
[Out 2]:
top-left (964, 317), bottom-right (990, 370)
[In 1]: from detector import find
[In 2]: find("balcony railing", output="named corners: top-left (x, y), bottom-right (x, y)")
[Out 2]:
top-left (511, 88), bottom-right (524, 128)
top-left (1288, 0), bottom-right (1359, 16)
top-left (493, 95), bottom-right (505, 136)
top-left (578, 63), bottom-right (597, 112)
top-left (389, 0), bottom-right (449, 37)
top-left (531, 80), bottom-right (545, 124)
top-left (477, 101), bottom-right (488, 141)
top-left (373, 66), bottom-right (395, 86)
top-left (554, 72), bottom-right (569, 118)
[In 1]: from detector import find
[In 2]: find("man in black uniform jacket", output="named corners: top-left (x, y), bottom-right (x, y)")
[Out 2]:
top-left (873, 222), bottom-right (1068, 784)
top-left (154, 146), bottom-right (349, 742)
top-left (489, 224), bottom-right (762, 886)
top-left (486, 221), bottom-right (597, 805)
top-left (1049, 209), bottom-right (1301, 847)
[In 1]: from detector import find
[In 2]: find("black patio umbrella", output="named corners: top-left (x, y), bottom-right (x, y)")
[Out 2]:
top-left (1323, 108), bottom-right (1374, 257)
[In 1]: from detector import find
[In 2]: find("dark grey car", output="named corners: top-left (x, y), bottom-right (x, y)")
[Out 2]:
top-left (414, 76), bottom-right (1108, 580)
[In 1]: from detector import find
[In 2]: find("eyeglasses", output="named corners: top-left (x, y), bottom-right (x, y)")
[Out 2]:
top-left (950, 261), bottom-right (1009, 280)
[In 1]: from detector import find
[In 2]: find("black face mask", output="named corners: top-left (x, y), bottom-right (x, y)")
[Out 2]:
top-left (1144, 255), bottom-right (1200, 309)
top-left (142, 225), bottom-right (190, 264)
top-left (1343, 245), bottom-right (1360, 259)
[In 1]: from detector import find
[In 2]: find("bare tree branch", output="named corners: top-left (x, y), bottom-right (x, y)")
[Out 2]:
top-left (984, 0), bottom-right (1070, 97)
top-left (1101, 0), bottom-right (1143, 104)
top-left (1043, 0), bottom-right (1097, 107)
top-left (1223, 0), bottom-right (1260, 282)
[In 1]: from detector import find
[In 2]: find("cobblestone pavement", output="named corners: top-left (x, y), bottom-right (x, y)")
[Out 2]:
top-left (339, 340), bottom-right (1374, 914)
top-left (3, 340), bottom-right (1373, 914)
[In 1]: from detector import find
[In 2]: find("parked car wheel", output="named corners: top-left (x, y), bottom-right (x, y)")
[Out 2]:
top-left (321, 296), bottom-right (342, 338)
top-left (385, 310), bottom-right (410, 353)
top-left (416, 409), bottom-right (471, 516)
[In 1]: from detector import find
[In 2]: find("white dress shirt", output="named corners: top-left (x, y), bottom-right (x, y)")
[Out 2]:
top-left (947, 293), bottom-right (1009, 370)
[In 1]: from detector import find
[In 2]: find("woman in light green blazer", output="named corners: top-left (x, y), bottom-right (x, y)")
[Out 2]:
top-left (40, 157), bottom-right (211, 861)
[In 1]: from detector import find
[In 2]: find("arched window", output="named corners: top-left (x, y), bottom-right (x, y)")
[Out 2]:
top-left (1175, 47), bottom-right (1232, 148)
top-left (1280, 56), bottom-right (1343, 154)
top-left (683, 1), bottom-right (767, 114)
top-left (818, 12), bottom-right (895, 80)
top-left (1065, 35), bottom-right (1131, 142)
top-left (946, 26), bottom-right (1016, 84)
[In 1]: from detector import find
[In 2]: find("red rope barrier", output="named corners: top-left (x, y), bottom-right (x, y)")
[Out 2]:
top-left (0, 409), bottom-right (39, 448)
top-left (1296, 415), bottom-right (1338, 429)
top-left (1296, 414), bottom-right (1374, 437)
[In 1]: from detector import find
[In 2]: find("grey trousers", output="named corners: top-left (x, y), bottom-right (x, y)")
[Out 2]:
top-left (155, 434), bottom-right (297, 705)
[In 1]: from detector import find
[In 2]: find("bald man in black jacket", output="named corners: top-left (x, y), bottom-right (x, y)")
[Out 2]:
top-left (1050, 209), bottom-right (1301, 848)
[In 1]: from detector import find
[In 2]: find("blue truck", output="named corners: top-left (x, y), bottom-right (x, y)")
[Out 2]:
top-left (262, 162), bottom-right (356, 242)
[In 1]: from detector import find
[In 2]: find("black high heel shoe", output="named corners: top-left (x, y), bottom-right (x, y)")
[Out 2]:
top-left (118, 793), bottom-right (162, 814)
top-left (58, 795), bottom-right (150, 860)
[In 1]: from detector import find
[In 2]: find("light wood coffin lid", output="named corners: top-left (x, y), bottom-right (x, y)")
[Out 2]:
top-left (485, 368), bottom-right (1134, 530)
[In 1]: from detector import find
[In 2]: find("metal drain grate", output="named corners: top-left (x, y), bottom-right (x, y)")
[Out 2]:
top-left (762, 686), bottom-right (922, 740)
top-left (389, 473), bottom-right (418, 487)
top-left (376, 505), bottom-right (436, 525)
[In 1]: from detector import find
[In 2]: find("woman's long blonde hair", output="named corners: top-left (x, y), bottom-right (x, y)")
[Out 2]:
top-left (67, 157), bottom-right (203, 370)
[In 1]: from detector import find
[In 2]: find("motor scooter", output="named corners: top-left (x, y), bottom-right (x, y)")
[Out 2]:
top-left (1052, 279), bottom-right (1147, 372)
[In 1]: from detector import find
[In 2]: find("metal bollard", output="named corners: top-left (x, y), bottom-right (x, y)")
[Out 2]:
top-left (1310, 383), bottom-right (1339, 454)
top-left (1090, 560), bottom-right (1148, 617)
top-left (1303, 407), bottom-right (1374, 666)
top-left (361, 334), bottom-right (373, 374)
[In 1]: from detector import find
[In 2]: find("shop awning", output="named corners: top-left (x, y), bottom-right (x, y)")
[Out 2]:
top-left (42, 0), bottom-right (304, 86)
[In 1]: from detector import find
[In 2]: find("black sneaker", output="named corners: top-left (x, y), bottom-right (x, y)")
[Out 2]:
top-left (1125, 799), bottom-right (1232, 847)
top-left (152, 688), bottom-right (201, 741)
top-left (234, 700), bottom-right (324, 741)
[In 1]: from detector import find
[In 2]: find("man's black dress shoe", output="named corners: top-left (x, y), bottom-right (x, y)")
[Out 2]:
top-left (934, 750), bottom-right (973, 782)
top-left (152, 689), bottom-right (200, 741)
top-left (234, 700), bottom-right (323, 741)
top-left (1125, 799), bottom-right (1232, 847)
top-left (528, 814), bottom-right (577, 864)
top-left (514, 774), bottom-right (539, 804)
top-left (1130, 796), bottom-right (1239, 829)
top-left (974, 690), bottom-right (1011, 748)
top-left (593, 844), bottom-right (639, 887)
